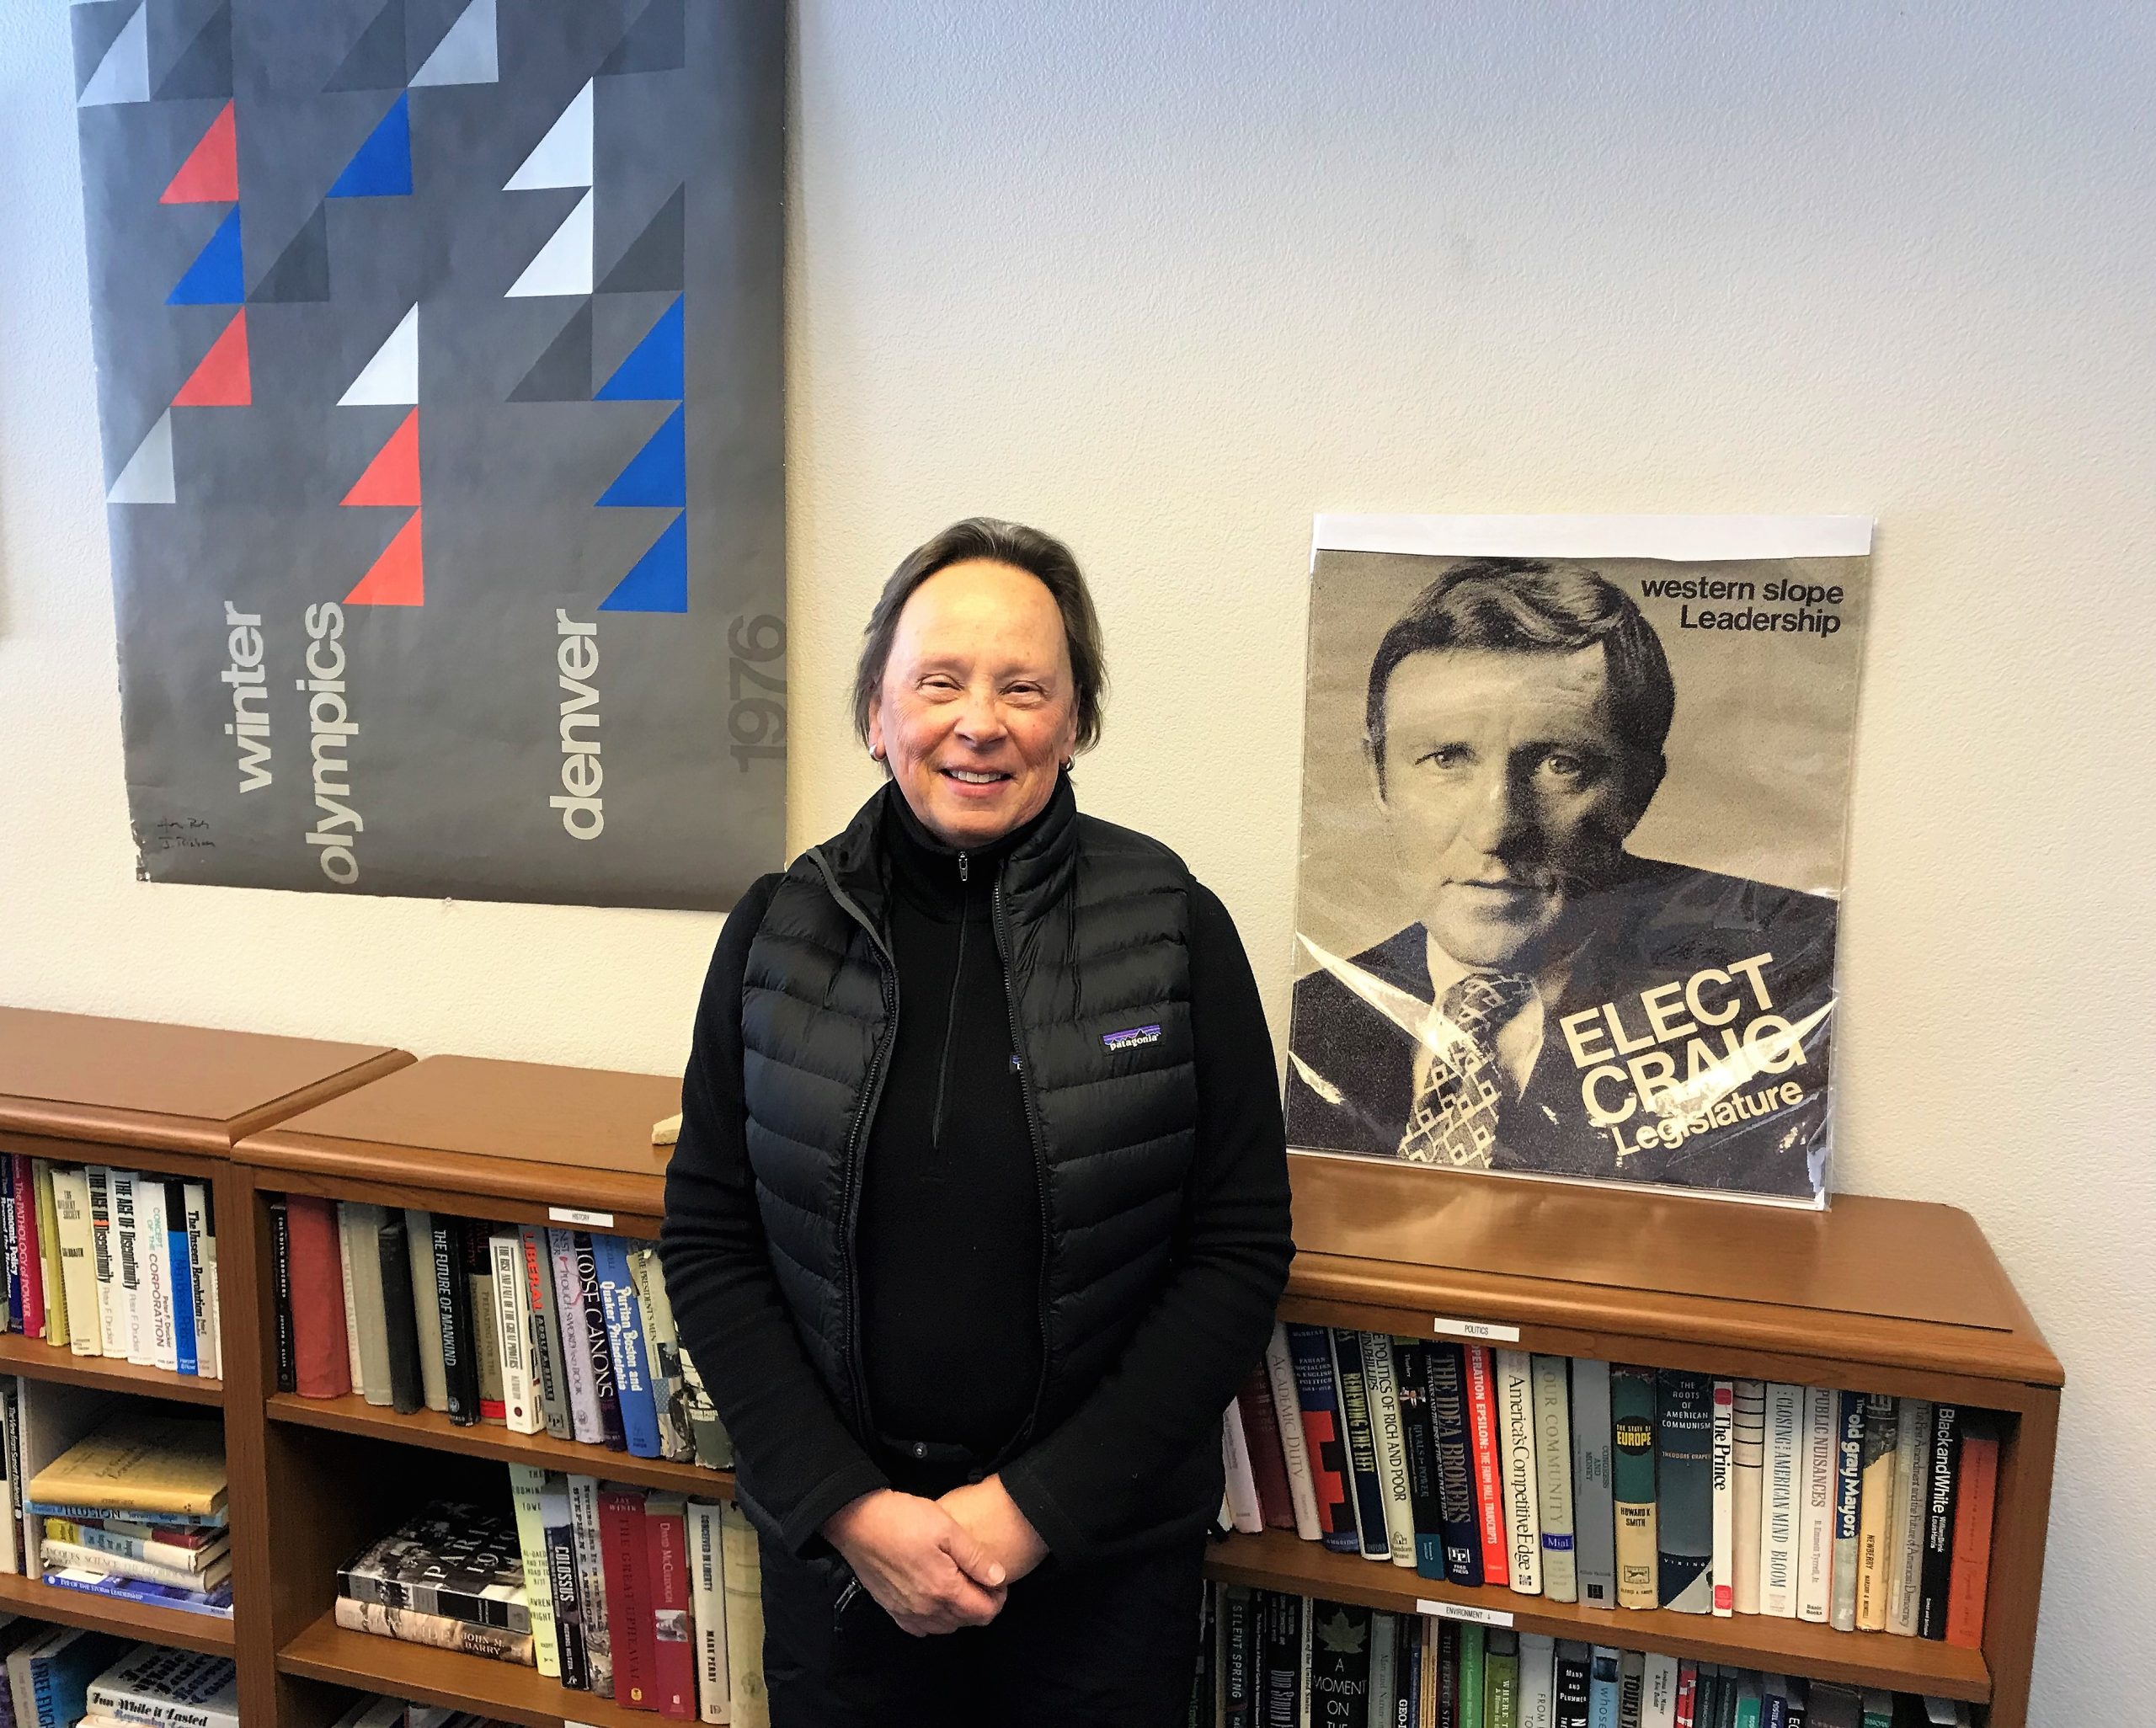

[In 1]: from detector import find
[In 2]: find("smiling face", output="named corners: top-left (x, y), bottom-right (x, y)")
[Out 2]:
top-left (1374, 644), bottom-right (1662, 971)
top-left (867, 558), bottom-right (1080, 849)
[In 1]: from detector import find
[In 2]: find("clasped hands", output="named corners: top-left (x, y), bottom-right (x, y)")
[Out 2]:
top-left (822, 1475), bottom-right (1047, 1637)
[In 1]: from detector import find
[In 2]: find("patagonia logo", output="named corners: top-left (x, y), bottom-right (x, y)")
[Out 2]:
top-left (1102, 1024), bottom-right (1161, 1053)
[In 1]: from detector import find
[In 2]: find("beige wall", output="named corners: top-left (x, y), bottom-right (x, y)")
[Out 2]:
top-left (3, 4), bottom-right (2150, 1715)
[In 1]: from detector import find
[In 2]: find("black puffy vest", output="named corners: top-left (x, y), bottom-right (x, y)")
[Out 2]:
top-left (739, 777), bottom-right (1197, 1450)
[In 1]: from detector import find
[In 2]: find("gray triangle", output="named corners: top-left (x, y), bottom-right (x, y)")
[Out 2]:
top-left (327, 0), bottom-right (405, 93)
top-left (510, 301), bottom-right (592, 402)
top-left (599, 187), bottom-right (683, 295)
top-left (155, 3), bottom-right (231, 101)
top-left (251, 205), bottom-right (330, 303)
top-left (72, 1), bottom-right (134, 96)
top-left (597, 0), bottom-right (683, 75)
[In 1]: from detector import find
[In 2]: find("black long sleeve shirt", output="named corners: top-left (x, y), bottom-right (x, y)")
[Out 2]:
top-left (660, 797), bottom-right (1294, 1560)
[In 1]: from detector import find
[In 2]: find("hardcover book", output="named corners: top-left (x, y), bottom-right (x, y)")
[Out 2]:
top-left (1654, 1371), bottom-right (1713, 1613)
top-left (1283, 1324), bottom-right (1357, 1553)
top-left (1569, 1358), bottom-right (1616, 1609)
top-left (1285, 515), bottom-right (1870, 1205)
top-left (339, 1501), bottom-right (531, 1635)
top-left (1609, 1367), bottom-right (1658, 1609)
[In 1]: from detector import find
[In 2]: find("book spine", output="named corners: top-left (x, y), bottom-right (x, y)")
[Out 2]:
top-left (8, 1156), bottom-right (35, 1339)
top-left (160, 1180), bottom-right (195, 1376)
top-left (181, 1183), bottom-right (215, 1379)
top-left (1588, 1647), bottom-right (1620, 1728)
top-left (137, 1178), bottom-right (177, 1373)
top-left (1728, 1380), bottom-right (1767, 1613)
top-left (1427, 1341), bottom-right (1484, 1587)
top-left (1944, 1417), bottom-right (1997, 1649)
top-left (1641, 1654), bottom-right (1678, 1728)
top-left (1283, 1322), bottom-right (1356, 1552)
top-left (1568, 1358), bottom-right (1614, 1611)
top-left (1854, 1391), bottom-right (1898, 1630)
top-left (1673, 1661), bottom-right (1696, 1728)
top-left (647, 1497), bottom-right (696, 1720)
top-left (200, 1190), bottom-right (222, 1384)
top-left (628, 1246), bottom-right (696, 1464)
top-left (596, 1236), bottom-right (662, 1459)
top-left (1465, 1345), bottom-right (1510, 1589)
top-left (1515, 1630), bottom-right (1555, 1728)
top-left (1758, 1384), bottom-right (1803, 1619)
top-left (334, 1595), bottom-right (531, 1664)
top-left (1609, 1365), bottom-right (1657, 1610)
top-left (1796, 1386), bottom-right (1837, 1623)
top-left (576, 1234), bottom-right (627, 1449)
top-left (1362, 1331), bottom-right (1419, 1567)
top-left (520, 1226), bottom-right (574, 1443)
top-left (505, 1466), bottom-right (563, 1680)
top-left (111, 1171), bottom-right (147, 1364)
top-left (1493, 1348), bottom-right (1541, 1596)
top-left (718, 1504), bottom-right (767, 1728)
top-left (1887, 1397), bottom-right (1932, 1635)
top-left (43, 1521), bottom-right (221, 1569)
top-left (568, 1474), bottom-right (616, 1699)
top-left (267, 1195), bottom-right (296, 1395)
top-left (1331, 1328), bottom-right (1392, 1560)
top-left (1391, 1341), bottom-right (1447, 1576)
top-left (1551, 1640), bottom-right (1590, 1728)
top-left (34, 1163), bottom-right (67, 1350)
top-left (1530, 1354), bottom-right (1577, 1603)
top-left (1830, 1389), bottom-right (1865, 1632)
top-left (1222, 1401), bottom-right (1264, 1534)
top-left (541, 1475), bottom-right (590, 1691)
top-left (37, 1539), bottom-right (226, 1592)
top-left (686, 1501), bottom-right (728, 1723)
top-left (335, 1203), bottom-right (363, 1390)
top-left (1917, 1402), bottom-right (1962, 1639)
top-left (84, 1168), bottom-right (122, 1358)
top-left (1458, 1623), bottom-right (1485, 1728)
top-left (1235, 1364), bottom-right (1298, 1532)
top-left (1263, 1322), bottom-right (1325, 1543)
top-left (462, 1224), bottom-right (504, 1421)
top-left (599, 1486), bottom-right (655, 1709)
top-left (432, 1221), bottom-right (479, 1426)
top-left (1709, 1380), bottom-right (1734, 1616)
top-left (402, 1210), bottom-right (448, 1413)
top-left (550, 1229), bottom-right (606, 1446)
top-left (490, 1235), bottom-right (542, 1435)
top-left (1655, 1369), bottom-right (1713, 1614)
top-left (376, 1215), bottom-right (424, 1415)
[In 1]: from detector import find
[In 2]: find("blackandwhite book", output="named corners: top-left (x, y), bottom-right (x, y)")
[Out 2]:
top-left (109, 1172), bottom-right (148, 1367)
top-left (1390, 1340), bottom-right (1449, 1578)
top-left (1797, 1385), bottom-right (1838, 1622)
top-left (85, 1643), bottom-right (239, 1728)
top-left (339, 1501), bottom-right (531, 1635)
top-left (1358, 1331), bottom-right (1417, 1567)
top-left (1570, 1357), bottom-right (1616, 1609)
top-left (566, 1474), bottom-right (615, 1699)
top-left (1329, 1329), bottom-right (1391, 1560)
top-left (1284, 515), bottom-right (1870, 1206)
top-left (1888, 1398), bottom-right (1934, 1636)
top-left (1426, 1341), bottom-right (1484, 1587)
top-left (1830, 1390), bottom-right (1866, 1632)
top-left (1758, 1382), bottom-right (1804, 1617)
top-left (1917, 1403), bottom-right (1963, 1640)
top-left (1641, 1652), bottom-right (1679, 1728)
top-left (84, 1167), bottom-right (124, 1360)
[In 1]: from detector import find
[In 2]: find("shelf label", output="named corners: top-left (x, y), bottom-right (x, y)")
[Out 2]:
top-left (1433, 1315), bottom-right (1519, 1343)
top-left (565, 1720), bottom-right (602, 1728)
top-left (1417, 1598), bottom-right (1514, 1629)
top-left (548, 1206), bottom-right (615, 1229)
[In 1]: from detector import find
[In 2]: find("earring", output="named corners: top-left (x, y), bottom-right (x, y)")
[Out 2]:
top-left (870, 748), bottom-right (884, 763)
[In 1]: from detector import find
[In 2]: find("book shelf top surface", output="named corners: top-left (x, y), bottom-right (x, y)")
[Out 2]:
top-left (0, 1006), bottom-right (409, 1152)
top-left (234, 1053), bottom-right (680, 1193)
top-left (1289, 1154), bottom-right (2059, 1381)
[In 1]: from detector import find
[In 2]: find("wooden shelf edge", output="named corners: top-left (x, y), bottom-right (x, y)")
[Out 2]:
top-left (0, 1569), bottom-right (235, 1656)
top-left (0, 1336), bottom-right (224, 1405)
top-left (265, 1392), bottom-right (734, 1500)
top-left (1201, 1528), bottom-right (1992, 1704)
top-left (280, 1614), bottom-right (650, 1728)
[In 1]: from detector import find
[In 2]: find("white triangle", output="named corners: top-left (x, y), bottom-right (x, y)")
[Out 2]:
top-left (107, 412), bottom-right (173, 504)
top-left (410, 0), bottom-right (499, 87)
top-left (78, 5), bottom-right (149, 107)
top-left (504, 191), bottom-right (593, 297)
top-left (338, 304), bottom-right (419, 405)
top-left (504, 79), bottom-right (592, 191)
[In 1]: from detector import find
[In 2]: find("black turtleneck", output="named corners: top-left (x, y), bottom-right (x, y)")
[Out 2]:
top-left (859, 792), bottom-right (1046, 1455)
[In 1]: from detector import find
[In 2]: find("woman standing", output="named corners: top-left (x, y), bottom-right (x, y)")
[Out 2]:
top-left (661, 519), bottom-right (1294, 1725)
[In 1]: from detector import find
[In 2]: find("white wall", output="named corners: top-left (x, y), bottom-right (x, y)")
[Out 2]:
top-left (3, 3), bottom-right (2150, 1715)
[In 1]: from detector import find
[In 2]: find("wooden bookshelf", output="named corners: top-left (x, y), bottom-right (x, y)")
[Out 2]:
top-left (0, 1331), bottom-right (223, 1405)
top-left (1251, 1153), bottom-right (2063, 1727)
top-left (0, 1571), bottom-right (236, 1658)
top-left (4, 1028), bottom-right (2054, 1728)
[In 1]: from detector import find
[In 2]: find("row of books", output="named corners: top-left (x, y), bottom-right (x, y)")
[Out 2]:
top-left (2, 1400), bottom-right (231, 1620)
top-left (0, 1623), bottom-right (235, 1728)
top-left (1188, 1587), bottom-right (1972, 1728)
top-left (334, 1471), bottom-right (768, 1725)
top-left (333, 1699), bottom-right (518, 1728)
top-left (1224, 1325), bottom-right (1996, 1645)
top-left (269, 1197), bottom-right (730, 1469)
top-left (0, 1158), bottom-right (221, 1380)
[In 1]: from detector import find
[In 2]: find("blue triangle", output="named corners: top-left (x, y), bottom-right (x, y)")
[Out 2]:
top-left (600, 511), bottom-right (687, 612)
top-left (595, 404), bottom-right (685, 508)
top-left (595, 296), bottom-right (682, 401)
top-left (167, 208), bottom-right (244, 305)
top-left (328, 93), bottom-right (413, 197)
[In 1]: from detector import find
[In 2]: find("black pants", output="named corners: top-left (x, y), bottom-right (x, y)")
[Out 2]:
top-left (759, 1529), bottom-right (1208, 1727)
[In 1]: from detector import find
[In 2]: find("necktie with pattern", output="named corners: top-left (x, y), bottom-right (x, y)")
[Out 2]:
top-left (1396, 971), bottom-right (1537, 1168)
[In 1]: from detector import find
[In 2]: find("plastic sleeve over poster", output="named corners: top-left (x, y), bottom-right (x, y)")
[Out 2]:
top-left (1285, 514), bottom-right (1873, 1208)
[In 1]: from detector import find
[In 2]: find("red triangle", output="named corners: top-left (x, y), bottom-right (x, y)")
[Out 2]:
top-left (341, 408), bottom-right (420, 507)
top-left (162, 101), bottom-right (237, 205)
top-left (171, 310), bottom-right (250, 407)
top-left (344, 510), bottom-right (424, 606)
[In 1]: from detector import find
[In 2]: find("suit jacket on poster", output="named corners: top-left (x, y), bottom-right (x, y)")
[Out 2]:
top-left (1283, 858), bottom-right (1838, 1199)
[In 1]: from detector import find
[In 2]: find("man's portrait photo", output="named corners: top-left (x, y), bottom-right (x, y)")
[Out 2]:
top-left (1285, 518), bottom-right (1870, 1204)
